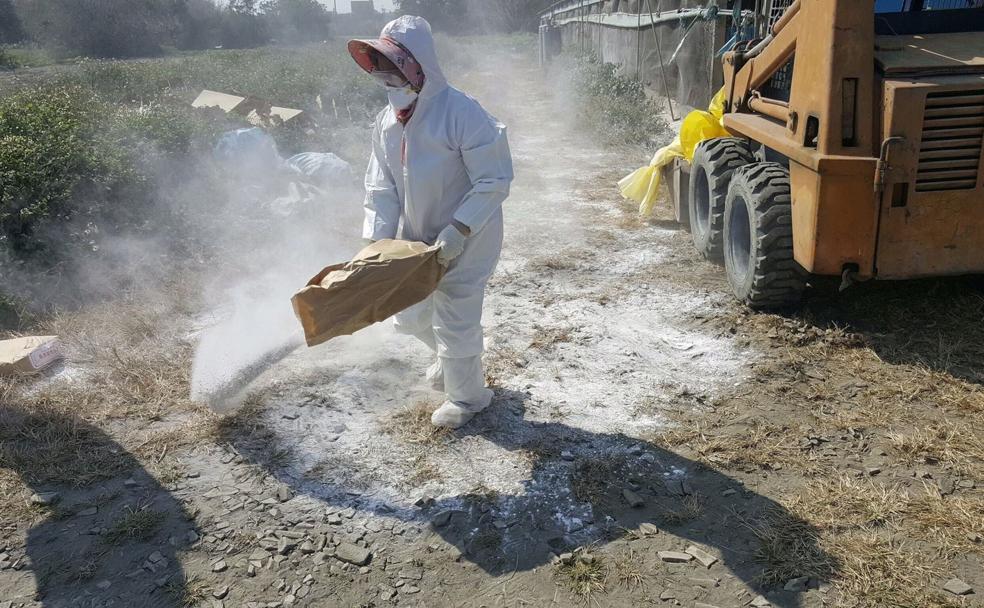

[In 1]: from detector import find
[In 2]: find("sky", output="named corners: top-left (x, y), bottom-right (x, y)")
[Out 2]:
top-left (213, 0), bottom-right (397, 13)
top-left (326, 0), bottom-right (396, 13)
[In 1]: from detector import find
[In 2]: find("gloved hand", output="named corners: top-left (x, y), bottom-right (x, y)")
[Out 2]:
top-left (435, 223), bottom-right (468, 267)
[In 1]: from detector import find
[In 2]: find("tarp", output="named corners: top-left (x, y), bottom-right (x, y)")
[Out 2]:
top-left (291, 240), bottom-right (445, 347)
top-left (618, 88), bottom-right (729, 215)
top-left (286, 152), bottom-right (355, 187)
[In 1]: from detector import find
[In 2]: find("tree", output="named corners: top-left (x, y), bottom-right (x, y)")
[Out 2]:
top-left (0, 0), bottom-right (24, 43)
top-left (395, 0), bottom-right (467, 32)
top-left (16, 0), bottom-right (185, 57)
top-left (261, 0), bottom-right (332, 44)
top-left (218, 0), bottom-right (270, 48)
top-left (177, 0), bottom-right (224, 50)
top-left (475, 0), bottom-right (555, 32)
top-left (395, 0), bottom-right (553, 33)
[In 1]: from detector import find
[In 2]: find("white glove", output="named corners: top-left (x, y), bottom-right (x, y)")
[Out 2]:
top-left (435, 223), bottom-right (467, 267)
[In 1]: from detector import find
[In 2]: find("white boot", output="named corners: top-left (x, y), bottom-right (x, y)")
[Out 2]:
top-left (431, 356), bottom-right (493, 429)
top-left (431, 401), bottom-right (477, 428)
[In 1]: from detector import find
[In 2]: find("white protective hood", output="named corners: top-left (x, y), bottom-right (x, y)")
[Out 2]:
top-left (361, 15), bottom-right (514, 359)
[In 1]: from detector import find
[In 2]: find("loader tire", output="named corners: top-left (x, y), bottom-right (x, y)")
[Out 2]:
top-left (688, 137), bottom-right (754, 259)
top-left (723, 162), bottom-right (806, 309)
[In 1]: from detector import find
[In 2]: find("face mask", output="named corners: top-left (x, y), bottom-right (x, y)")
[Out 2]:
top-left (387, 85), bottom-right (418, 110)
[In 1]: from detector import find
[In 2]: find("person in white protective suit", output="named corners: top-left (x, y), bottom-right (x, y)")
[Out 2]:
top-left (347, 16), bottom-right (513, 429)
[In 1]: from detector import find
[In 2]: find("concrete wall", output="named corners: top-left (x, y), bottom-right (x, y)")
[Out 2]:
top-left (547, 0), bottom-right (726, 110)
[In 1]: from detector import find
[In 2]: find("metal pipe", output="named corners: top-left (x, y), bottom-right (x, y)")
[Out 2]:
top-left (744, 33), bottom-right (773, 58)
top-left (748, 93), bottom-right (791, 123)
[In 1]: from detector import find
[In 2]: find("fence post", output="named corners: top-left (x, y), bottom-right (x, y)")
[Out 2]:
top-left (636, 1), bottom-right (642, 79)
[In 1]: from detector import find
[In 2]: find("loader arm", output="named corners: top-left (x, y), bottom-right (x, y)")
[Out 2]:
top-left (718, 0), bottom-right (881, 279)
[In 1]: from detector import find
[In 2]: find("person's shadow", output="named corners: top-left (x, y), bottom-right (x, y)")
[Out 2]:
top-left (0, 404), bottom-right (197, 608)
top-left (222, 386), bottom-right (837, 607)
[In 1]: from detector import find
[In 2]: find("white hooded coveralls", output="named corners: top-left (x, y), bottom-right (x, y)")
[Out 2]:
top-left (362, 16), bottom-right (513, 411)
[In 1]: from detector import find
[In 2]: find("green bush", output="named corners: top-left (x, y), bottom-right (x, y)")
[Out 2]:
top-left (0, 83), bottom-right (232, 260)
top-left (0, 85), bottom-right (127, 253)
top-left (0, 47), bottom-right (14, 70)
top-left (571, 54), bottom-right (669, 148)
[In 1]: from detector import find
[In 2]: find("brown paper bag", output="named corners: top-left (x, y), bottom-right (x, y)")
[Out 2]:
top-left (291, 239), bottom-right (444, 347)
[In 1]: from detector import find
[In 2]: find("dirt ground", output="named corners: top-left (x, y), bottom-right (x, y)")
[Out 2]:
top-left (2, 47), bottom-right (983, 608)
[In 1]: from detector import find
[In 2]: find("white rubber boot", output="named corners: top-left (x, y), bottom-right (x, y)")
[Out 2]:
top-left (431, 355), bottom-right (493, 429)
top-left (431, 401), bottom-right (479, 428)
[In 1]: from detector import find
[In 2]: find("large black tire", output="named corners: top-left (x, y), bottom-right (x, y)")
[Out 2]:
top-left (723, 162), bottom-right (806, 309)
top-left (688, 138), bottom-right (754, 259)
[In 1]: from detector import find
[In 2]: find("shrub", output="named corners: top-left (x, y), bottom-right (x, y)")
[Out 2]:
top-left (0, 47), bottom-right (14, 70)
top-left (570, 54), bottom-right (669, 148)
top-left (0, 85), bottom-right (127, 253)
top-left (0, 0), bottom-right (24, 45)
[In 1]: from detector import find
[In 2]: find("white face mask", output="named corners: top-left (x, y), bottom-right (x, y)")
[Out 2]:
top-left (387, 85), bottom-right (418, 110)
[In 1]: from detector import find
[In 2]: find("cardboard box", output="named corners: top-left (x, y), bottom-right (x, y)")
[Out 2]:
top-left (192, 89), bottom-right (306, 128)
top-left (0, 336), bottom-right (63, 376)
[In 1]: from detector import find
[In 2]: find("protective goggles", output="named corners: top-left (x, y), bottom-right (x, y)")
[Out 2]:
top-left (371, 69), bottom-right (410, 89)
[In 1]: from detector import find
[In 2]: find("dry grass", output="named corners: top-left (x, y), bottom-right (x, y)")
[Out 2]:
top-left (0, 292), bottom-right (226, 528)
top-left (555, 553), bottom-right (607, 600)
top-left (570, 456), bottom-right (626, 508)
top-left (826, 532), bottom-right (957, 608)
top-left (483, 343), bottom-right (526, 386)
top-left (887, 422), bottom-right (983, 477)
top-left (402, 453), bottom-right (444, 488)
top-left (44, 299), bottom-right (199, 421)
top-left (383, 400), bottom-right (451, 446)
top-left (660, 494), bottom-right (704, 526)
top-left (611, 550), bottom-right (645, 588)
top-left (906, 485), bottom-right (984, 556)
top-left (168, 576), bottom-right (211, 607)
top-left (741, 507), bottom-right (835, 588)
top-left (649, 417), bottom-right (805, 473)
top-left (526, 255), bottom-right (580, 273)
top-left (529, 326), bottom-right (574, 351)
top-left (104, 504), bottom-right (167, 544)
top-left (0, 395), bottom-right (135, 488)
top-left (748, 477), bottom-right (977, 606)
top-left (792, 476), bottom-right (910, 530)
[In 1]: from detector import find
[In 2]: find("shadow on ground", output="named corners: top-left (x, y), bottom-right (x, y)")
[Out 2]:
top-left (222, 387), bottom-right (837, 607)
top-left (796, 275), bottom-right (984, 384)
top-left (0, 404), bottom-right (196, 608)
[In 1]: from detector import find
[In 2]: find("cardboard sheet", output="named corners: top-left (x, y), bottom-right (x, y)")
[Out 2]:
top-left (291, 240), bottom-right (444, 347)
top-left (0, 336), bottom-right (63, 376)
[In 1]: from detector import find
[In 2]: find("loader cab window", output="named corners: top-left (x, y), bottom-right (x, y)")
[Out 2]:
top-left (877, 0), bottom-right (984, 10)
top-left (875, 0), bottom-right (984, 34)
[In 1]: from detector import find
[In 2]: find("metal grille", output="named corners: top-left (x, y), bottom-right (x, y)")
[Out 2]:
top-left (767, 0), bottom-right (796, 27)
top-left (761, 1), bottom-right (796, 101)
top-left (917, 89), bottom-right (984, 192)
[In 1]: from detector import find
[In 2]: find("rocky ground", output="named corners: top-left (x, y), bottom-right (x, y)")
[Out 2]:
top-left (2, 45), bottom-right (983, 608)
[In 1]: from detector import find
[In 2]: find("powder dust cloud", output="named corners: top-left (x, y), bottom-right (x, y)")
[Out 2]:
top-left (185, 145), bottom-right (369, 411)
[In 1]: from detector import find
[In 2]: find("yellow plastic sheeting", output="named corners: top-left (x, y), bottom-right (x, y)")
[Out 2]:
top-left (618, 89), bottom-right (730, 216)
